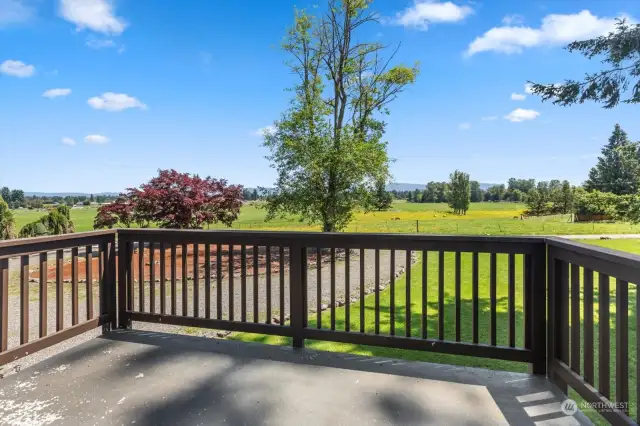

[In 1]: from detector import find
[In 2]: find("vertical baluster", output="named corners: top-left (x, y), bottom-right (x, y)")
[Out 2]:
top-left (127, 242), bottom-right (133, 314)
top-left (508, 253), bottom-right (516, 348)
top-left (472, 252), bottom-right (479, 344)
top-left (616, 279), bottom-right (629, 414)
top-left (524, 254), bottom-right (532, 351)
top-left (170, 244), bottom-right (177, 316)
top-left (455, 251), bottom-right (461, 342)
top-left (205, 244), bottom-right (211, 319)
top-left (160, 243), bottom-right (166, 314)
top-left (390, 249), bottom-right (395, 336)
top-left (345, 249), bottom-right (350, 332)
top-left (279, 246), bottom-right (285, 326)
top-left (71, 247), bottom-right (78, 325)
top-left (316, 248), bottom-right (321, 329)
top-left (182, 244), bottom-right (188, 316)
top-left (422, 250), bottom-right (428, 339)
top-left (360, 248), bottom-right (365, 333)
top-left (138, 242), bottom-right (144, 313)
top-left (557, 261), bottom-right (570, 370)
top-left (0, 258), bottom-right (7, 351)
top-left (193, 243), bottom-right (199, 318)
top-left (241, 245), bottom-right (247, 322)
top-left (490, 253), bottom-right (497, 346)
top-left (406, 250), bottom-right (412, 338)
top-left (56, 249), bottom-right (64, 331)
top-left (583, 268), bottom-right (594, 385)
top-left (20, 255), bottom-right (29, 344)
top-left (265, 246), bottom-right (271, 324)
top-left (374, 248), bottom-right (380, 335)
top-left (86, 245), bottom-right (93, 319)
top-left (599, 273), bottom-right (610, 399)
top-left (330, 247), bottom-right (336, 330)
top-left (229, 245), bottom-right (234, 321)
top-left (39, 253), bottom-right (47, 337)
top-left (253, 245), bottom-right (258, 323)
top-left (149, 242), bottom-right (156, 314)
top-left (570, 264), bottom-right (581, 373)
top-left (438, 250), bottom-right (445, 341)
top-left (216, 244), bottom-right (222, 320)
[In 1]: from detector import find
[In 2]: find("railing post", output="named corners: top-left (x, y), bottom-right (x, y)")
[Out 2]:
top-left (103, 234), bottom-right (118, 332)
top-left (548, 251), bottom-right (569, 394)
top-left (528, 244), bottom-right (546, 375)
top-left (117, 234), bottom-right (130, 329)
top-left (289, 243), bottom-right (304, 348)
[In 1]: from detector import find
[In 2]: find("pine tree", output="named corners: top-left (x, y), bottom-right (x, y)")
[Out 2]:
top-left (584, 124), bottom-right (640, 195)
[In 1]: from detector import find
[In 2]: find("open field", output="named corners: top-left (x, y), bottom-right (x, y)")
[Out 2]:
top-left (11, 201), bottom-right (640, 235)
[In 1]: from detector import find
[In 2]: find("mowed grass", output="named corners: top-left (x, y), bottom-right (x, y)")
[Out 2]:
top-left (11, 201), bottom-right (640, 235)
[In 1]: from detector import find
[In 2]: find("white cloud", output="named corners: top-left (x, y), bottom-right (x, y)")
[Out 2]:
top-left (59, 0), bottom-right (127, 35)
top-left (85, 134), bottom-right (109, 144)
top-left (458, 122), bottom-right (471, 130)
top-left (502, 14), bottom-right (524, 25)
top-left (43, 88), bottom-right (72, 98)
top-left (481, 116), bottom-right (498, 121)
top-left (254, 125), bottom-right (276, 136)
top-left (0, 59), bottom-right (35, 77)
top-left (88, 92), bottom-right (147, 112)
top-left (524, 83), bottom-right (534, 94)
top-left (86, 38), bottom-right (115, 49)
top-left (61, 137), bottom-right (76, 146)
top-left (394, 1), bottom-right (474, 30)
top-left (466, 10), bottom-right (631, 56)
top-left (0, 0), bottom-right (34, 26)
top-left (511, 93), bottom-right (526, 101)
top-left (504, 108), bottom-right (540, 122)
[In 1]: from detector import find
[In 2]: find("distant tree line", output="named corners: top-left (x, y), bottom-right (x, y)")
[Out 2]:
top-left (0, 186), bottom-right (117, 209)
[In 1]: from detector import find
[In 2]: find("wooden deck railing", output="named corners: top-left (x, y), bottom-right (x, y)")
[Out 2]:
top-left (1, 229), bottom-right (639, 425)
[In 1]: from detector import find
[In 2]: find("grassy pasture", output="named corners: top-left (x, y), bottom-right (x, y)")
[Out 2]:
top-left (11, 201), bottom-right (640, 236)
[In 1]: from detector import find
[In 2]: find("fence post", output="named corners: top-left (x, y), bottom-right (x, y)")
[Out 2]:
top-left (104, 233), bottom-right (117, 332)
top-left (547, 252), bottom-right (568, 393)
top-left (289, 242), bottom-right (304, 348)
top-left (117, 235), bottom-right (130, 329)
top-left (529, 243), bottom-right (546, 375)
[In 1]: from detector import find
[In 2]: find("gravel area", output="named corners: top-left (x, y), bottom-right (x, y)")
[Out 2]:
top-left (1, 249), bottom-right (412, 376)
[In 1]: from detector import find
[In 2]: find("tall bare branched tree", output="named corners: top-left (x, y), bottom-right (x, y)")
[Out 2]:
top-left (263, 0), bottom-right (419, 232)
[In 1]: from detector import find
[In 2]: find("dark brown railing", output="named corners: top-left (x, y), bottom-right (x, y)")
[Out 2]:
top-left (1, 229), bottom-right (639, 425)
top-left (0, 230), bottom-right (116, 366)
top-left (547, 237), bottom-right (639, 425)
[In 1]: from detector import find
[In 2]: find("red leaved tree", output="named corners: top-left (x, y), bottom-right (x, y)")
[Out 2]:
top-left (94, 169), bottom-right (243, 229)
top-left (93, 197), bottom-right (135, 229)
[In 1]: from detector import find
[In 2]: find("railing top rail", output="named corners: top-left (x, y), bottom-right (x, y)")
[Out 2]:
top-left (118, 228), bottom-right (544, 243)
top-left (546, 236), bottom-right (640, 271)
top-left (0, 229), bottom-right (115, 259)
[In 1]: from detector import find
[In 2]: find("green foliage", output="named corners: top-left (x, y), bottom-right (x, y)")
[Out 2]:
top-left (447, 170), bottom-right (471, 215)
top-left (573, 189), bottom-right (619, 216)
top-left (0, 196), bottom-right (16, 240)
top-left (485, 185), bottom-right (506, 202)
top-left (584, 124), bottom-right (640, 195)
top-left (263, 0), bottom-right (418, 232)
top-left (366, 180), bottom-right (393, 211)
top-left (529, 19), bottom-right (640, 108)
top-left (18, 205), bottom-right (75, 238)
top-left (470, 181), bottom-right (484, 202)
top-left (0, 187), bottom-right (9, 204)
top-left (526, 181), bottom-right (575, 216)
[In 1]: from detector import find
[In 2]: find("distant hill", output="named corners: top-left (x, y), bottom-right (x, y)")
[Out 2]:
top-left (24, 192), bottom-right (119, 197)
top-left (386, 182), bottom-right (498, 192)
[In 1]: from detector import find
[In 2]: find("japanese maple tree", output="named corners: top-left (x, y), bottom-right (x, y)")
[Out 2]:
top-left (94, 169), bottom-right (243, 229)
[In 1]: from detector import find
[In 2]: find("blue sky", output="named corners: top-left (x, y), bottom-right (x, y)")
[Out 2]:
top-left (1, 0), bottom-right (638, 193)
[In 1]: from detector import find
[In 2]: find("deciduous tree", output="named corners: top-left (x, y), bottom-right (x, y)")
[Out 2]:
top-left (0, 196), bottom-right (16, 240)
top-left (447, 170), bottom-right (471, 215)
top-left (263, 0), bottom-right (419, 232)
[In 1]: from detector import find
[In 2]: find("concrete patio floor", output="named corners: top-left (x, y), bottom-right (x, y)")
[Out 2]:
top-left (0, 330), bottom-right (591, 426)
